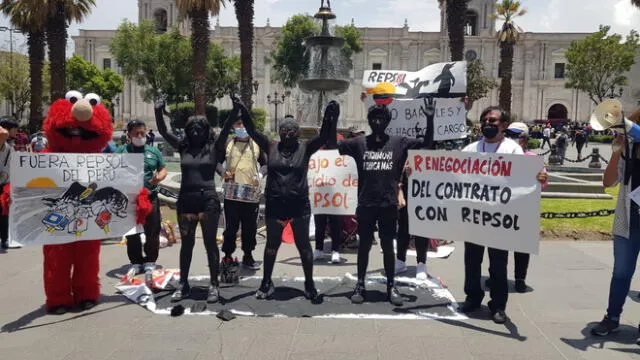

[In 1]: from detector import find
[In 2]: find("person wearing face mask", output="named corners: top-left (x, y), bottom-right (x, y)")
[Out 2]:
top-left (230, 100), bottom-right (336, 303)
top-left (332, 104), bottom-right (424, 306)
top-left (216, 115), bottom-right (267, 270)
top-left (116, 120), bottom-right (167, 285)
top-left (155, 99), bottom-right (232, 303)
top-left (459, 107), bottom-right (547, 324)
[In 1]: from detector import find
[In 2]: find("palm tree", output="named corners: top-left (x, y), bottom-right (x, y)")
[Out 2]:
top-left (633, 0), bottom-right (640, 7)
top-left (234, 0), bottom-right (254, 109)
top-left (177, 0), bottom-right (226, 116)
top-left (438, 0), bottom-right (470, 61)
top-left (494, 0), bottom-right (527, 112)
top-left (1, 0), bottom-right (47, 133)
top-left (45, 0), bottom-right (95, 102)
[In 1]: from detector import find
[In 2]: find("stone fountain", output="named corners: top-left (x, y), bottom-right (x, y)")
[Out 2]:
top-left (298, 1), bottom-right (351, 125)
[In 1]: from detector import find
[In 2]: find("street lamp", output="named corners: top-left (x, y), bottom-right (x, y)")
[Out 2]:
top-left (267, 91), bottom-right (289, 132)
top-left (608, 86), bottom-right (624, 99)
top-left (0, 26), bottom-right (23, 117)
top-left (114, 96), bottom-right (120, 122)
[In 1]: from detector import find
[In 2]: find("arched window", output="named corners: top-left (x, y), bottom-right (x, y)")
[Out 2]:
top-left (464, 10), bottom-right (478, 36)
top-left (154, 8), bottom-right (168, 33)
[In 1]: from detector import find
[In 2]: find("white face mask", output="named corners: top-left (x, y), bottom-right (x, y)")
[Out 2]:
top-left (131, 137), bottom-right (146, 147)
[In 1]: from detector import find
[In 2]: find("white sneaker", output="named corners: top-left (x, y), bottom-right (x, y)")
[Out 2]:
top-left (416, 262), bottom-right (427, 280)
top-left (313, 249), bottom-right (324, 261)
top-left (395, 259), bottom-right (407, 274)
top-left (331, 251), bottom-right (341, 263)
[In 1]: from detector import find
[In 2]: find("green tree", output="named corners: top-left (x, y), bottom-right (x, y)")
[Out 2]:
top-left (466, 59), bottom-right (498, 110)
top-left (66, 54), bottom-right (124, 110)
top-left (493, 0), bottom-right (527, 112)
top-left (438, 0), bottom-right (470, 61)
top-left (0, 0), bottom-right (48, 133)
top-left (206, 44), bottom-right (241, 102)
top-left (176, 0), bottom-right (226, 116)
top-left (272, 14), bottom-right (363, 88)
top-left (110, 21), bottom-right (192, 103)
top-left (233, 0), bottom-right (254, 109)
top-left (565, 25), bottom-right (640, 104)
top-left (0, 52), bottom-right (30, 120)
top-left (45, 0), bottom-right (96, 102)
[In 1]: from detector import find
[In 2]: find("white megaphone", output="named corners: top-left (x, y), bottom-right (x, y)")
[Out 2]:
top-left (590, 99), bottom-right (640, 142)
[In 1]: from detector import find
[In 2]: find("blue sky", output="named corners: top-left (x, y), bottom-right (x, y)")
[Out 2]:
top-left (0, 0), bottom-right (639, 54)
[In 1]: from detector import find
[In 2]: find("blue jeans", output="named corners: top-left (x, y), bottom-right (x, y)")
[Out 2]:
top-left (606, 228), bottom-right (640, 319)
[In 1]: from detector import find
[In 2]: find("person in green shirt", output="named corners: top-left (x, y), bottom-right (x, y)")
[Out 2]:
top-left (116, 119), bottom-right (167, 286)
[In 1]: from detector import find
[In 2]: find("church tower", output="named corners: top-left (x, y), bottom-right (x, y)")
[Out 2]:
top-left (138, 0), bottom-right (184, 33)
top-left (440, 0), bottom-right (496, 38)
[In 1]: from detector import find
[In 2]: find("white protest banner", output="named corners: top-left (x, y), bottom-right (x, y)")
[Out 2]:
top-left (10, 153), bottom-right (144, 245)
top-left (308, 150), bottom-right (358, 215)
top-left (363, 97), bottom-right (467, 141)
top-left (363, 61), bottom-right (467, 98)
top-left (407, 150), bottom-right (543, 254)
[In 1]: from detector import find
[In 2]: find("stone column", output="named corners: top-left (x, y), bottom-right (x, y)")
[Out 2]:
top-left (522, 48), bottom-right (532, 120)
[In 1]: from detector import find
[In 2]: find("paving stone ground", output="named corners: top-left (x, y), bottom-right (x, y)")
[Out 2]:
top-left (1, 236), bottom-right (639, 360)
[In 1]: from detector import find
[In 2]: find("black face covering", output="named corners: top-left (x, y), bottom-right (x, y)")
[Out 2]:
top-left (367, 105), bottom-right (391, 136)
top-left (481, 124), bottom-right (500, 139)
top-left (185, 116), bottom-right (210, 148)
top-left (279, 118), bottom-right (300, 150)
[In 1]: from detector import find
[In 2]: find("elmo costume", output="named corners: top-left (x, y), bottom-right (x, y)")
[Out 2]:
top-left (36, 90), bottom-right (151, 314)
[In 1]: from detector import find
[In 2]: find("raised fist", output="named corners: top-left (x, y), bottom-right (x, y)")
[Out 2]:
top-left (421, 97), bottom-right (436, 117)
top-left (323, 101), bottom-right (340, 123)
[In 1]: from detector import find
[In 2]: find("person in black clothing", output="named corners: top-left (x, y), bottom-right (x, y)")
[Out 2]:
top-left (334, 104), bottom-right (423, 306)
top-left (574, 129), bottom-right (587, 160)
top-left (235, 100), bottom-right (336, 303)
top-left (155, 99), bottom-right (232, 303)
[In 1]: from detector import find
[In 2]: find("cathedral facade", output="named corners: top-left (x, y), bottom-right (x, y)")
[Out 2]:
top-left (71, 0), bottom-right (640, 130)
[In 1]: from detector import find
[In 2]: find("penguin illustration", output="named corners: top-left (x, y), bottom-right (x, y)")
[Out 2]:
top-left (433, 63), bottom-right (456, 95)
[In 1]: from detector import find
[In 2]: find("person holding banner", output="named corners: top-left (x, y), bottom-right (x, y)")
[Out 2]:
top-left (217, 113), bottom-right (266, 270)
top-left (116, 120), bottom-right (167, 287)
top-left (236, 100), bottom-right (336, 303)
top-left (333, 104), bottom-right (424, 306)
top-left (460, 107), bottom-right (547, 324)
top-left (155, 99), bottom-right (230, 304)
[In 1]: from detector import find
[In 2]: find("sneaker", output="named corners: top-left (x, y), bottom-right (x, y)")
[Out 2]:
top-left (590, 316), bottom-right (620, 336)
top-left (313, 249), bottom-right (324, 261)
top-left (351, 282), bottom-right (366, 304)
top-left (207, 285), bottom-right (220, 304)
top-left (304, 285), bottom-right (322, 304)
top-left (387, 286), bottom-right (404, 306)
top-left (459, 301), bottom-right (481, 313)
top-left (125, 264), bottom-right (142, 282)
top-left (395, 259), bottom-right (407, 275)
top-left (171, 283), bottom-right (190, 302)
top-left (515, 279), bottom-right (527, 293)
top-left (492, 310), bottom-right (507, 324)
top-left (416, 262), bottom-right (427, 280)
top-left (331, 251), bottom-right (340, 264)
top-left (256, 280), bottom-right (275, 300)
top-left (242, 254), bottom-right (261, 270)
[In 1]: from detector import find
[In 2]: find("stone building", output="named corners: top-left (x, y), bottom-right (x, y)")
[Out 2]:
top-left (69, 0), bottom-right (640, 130)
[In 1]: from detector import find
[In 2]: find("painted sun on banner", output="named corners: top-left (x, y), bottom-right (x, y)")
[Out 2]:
top-left (9, 153), bottom-right (144, 245)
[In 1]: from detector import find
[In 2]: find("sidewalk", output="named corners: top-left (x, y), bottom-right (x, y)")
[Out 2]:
top-left (0, 238), bottom-right (639, 359)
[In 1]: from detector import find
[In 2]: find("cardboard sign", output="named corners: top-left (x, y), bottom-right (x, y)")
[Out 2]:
top-left (363, 97), bottom-right (467, 141)
top-left (10, 153), bottom-right (144, 245)
top-left (407, 150), bottom-right (543, 254)
top-left (307, 150), bottom-right (358, 215)
top-left (363, 61), bottom-right (467, 98)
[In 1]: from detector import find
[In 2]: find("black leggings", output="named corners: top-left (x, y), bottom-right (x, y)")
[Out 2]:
top-left (177, 208), bottom-right (221, 287)
top-left (397, 205), bottom-right (428, 264)
top-left (314, 214), bottom-right (342, 252)
top-left (263, 215), bottom-right (314, 287)
top-left (356, 206), bottom-right (398, 286)
top-left (126, 196), bottom-right (161, 265)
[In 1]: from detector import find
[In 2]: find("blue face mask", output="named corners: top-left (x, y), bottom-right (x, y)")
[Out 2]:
top-left (235, 127), bottom-right (248, 138)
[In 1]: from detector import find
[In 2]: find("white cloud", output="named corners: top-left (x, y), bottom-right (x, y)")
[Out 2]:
top-left (614, 0), bottom-right (636, 27)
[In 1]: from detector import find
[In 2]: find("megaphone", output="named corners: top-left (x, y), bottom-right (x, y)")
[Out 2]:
top-left (590, 99), bottom-right (640, 142)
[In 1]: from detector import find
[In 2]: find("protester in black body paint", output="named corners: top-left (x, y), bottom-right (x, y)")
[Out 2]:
top-left (155, 98), bottom-right (232, 304)
top-left (459, 106), bottom-right (547, 324)
top-left (235, 100), bottom-right (336, 303)
top-left (333, 104), bottom-right (424, 306)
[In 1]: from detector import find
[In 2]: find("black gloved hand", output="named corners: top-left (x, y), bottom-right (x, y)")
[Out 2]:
top-left (323, 100), bottom-right (340, 123)
top-left (422, 97), bottom-right (436, 117)
top-left (155, 94), bottom-right (168, 111)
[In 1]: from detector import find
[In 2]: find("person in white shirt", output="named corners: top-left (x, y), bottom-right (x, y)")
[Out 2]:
top-left (541, 125), bottom-right (552, 149)
top-left (459, 106), bottom-right (547, 324)
top-left (0, 117), bottom-right (15, 249)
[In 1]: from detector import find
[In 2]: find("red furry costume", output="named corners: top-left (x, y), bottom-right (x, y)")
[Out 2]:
top-left (35, 92), bottom-right (152, 313)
